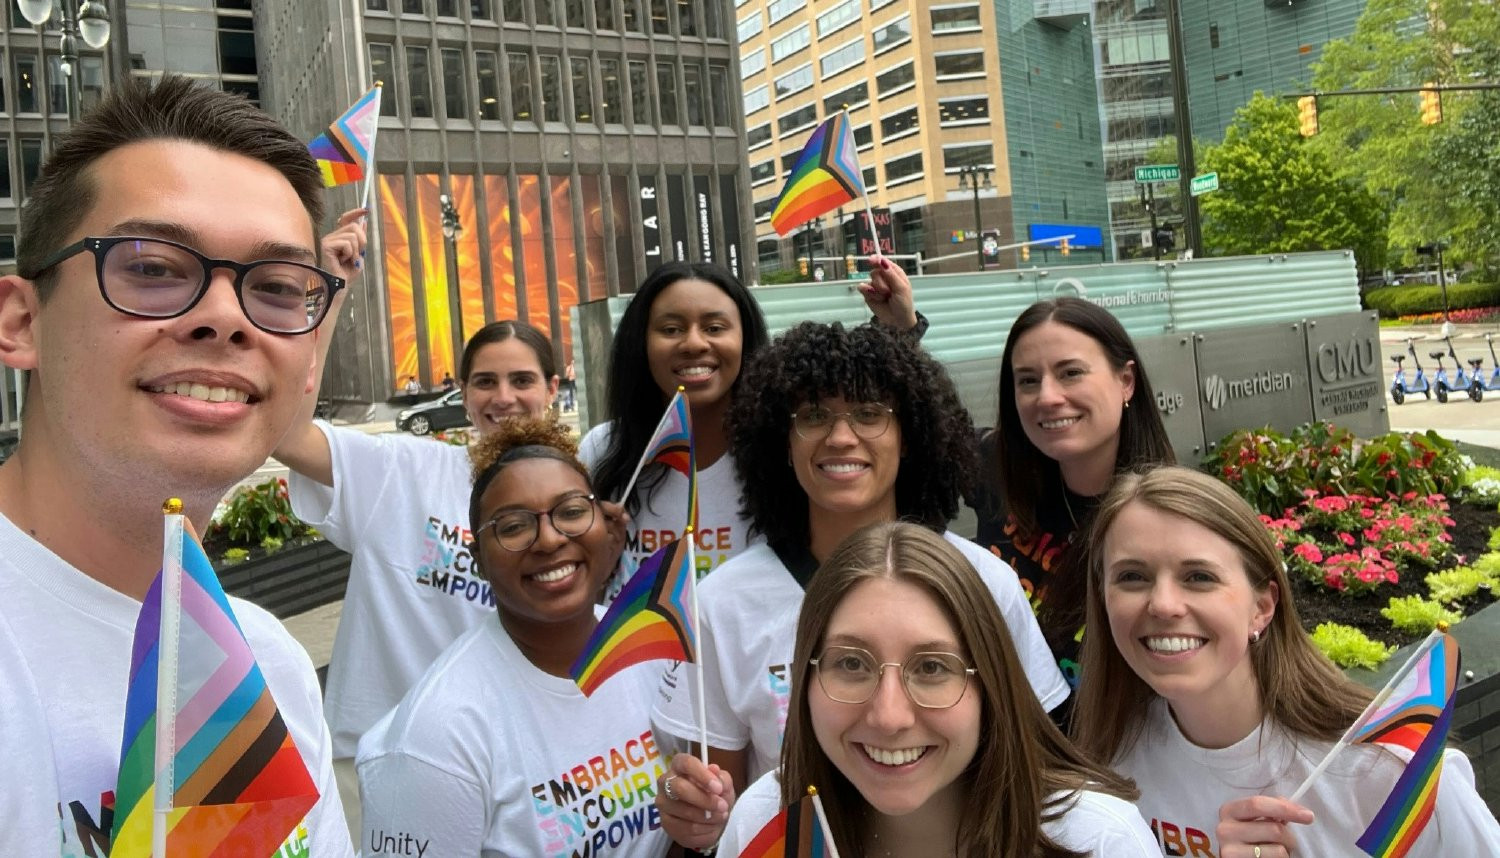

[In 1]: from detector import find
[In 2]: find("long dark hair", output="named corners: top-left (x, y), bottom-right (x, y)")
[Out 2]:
top-left (591, 262), bottom-right (769, 514)
top-left (782, 522), bottom-right (1138, 857)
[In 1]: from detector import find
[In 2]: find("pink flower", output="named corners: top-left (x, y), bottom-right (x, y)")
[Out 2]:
top-left (1339, 532), bottom-right (1356, 546)
top-left (1293, 542), bottom-right (1324, 564)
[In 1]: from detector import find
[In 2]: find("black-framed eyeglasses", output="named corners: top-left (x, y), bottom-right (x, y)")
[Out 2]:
top-left (810, 645), bottom-right (976, 709)
top-left (23, 236), bottom-right (345, 335)
top-left (478, 493), bottom-right (597, 552)
top-left (791, 403), bottom-right (896, 440)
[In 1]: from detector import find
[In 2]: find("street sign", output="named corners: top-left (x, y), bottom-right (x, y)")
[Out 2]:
top-left (1190, 172), bottom-right (1220, 196)
top-left (1135, 164), bottom-right (1180, 183)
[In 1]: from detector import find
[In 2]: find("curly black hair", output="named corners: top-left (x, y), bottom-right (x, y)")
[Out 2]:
top-left (468, 416), bottom-right (588, 537)
top-left (730, 321), bottom-right (977, 549)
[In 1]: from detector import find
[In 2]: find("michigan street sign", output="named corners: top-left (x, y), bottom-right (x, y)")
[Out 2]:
top-left (1135, 164), bottom-right (1180, 183)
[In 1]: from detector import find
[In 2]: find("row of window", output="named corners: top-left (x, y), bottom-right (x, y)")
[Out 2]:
top-left (0, 49), bottom-right (106, 116)
top-left (747, 95), bottom-right (990, 161)
top-left (367, 0), bottom-right (725, 40)
top-left (749, 142), bottom-right (995, 219)
top-left (744, 52), bottom-right (986, 127)
top-left (368, 42), bottom-right (733, 129)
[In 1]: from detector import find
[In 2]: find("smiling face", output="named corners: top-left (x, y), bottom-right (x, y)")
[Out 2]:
top-left (645, 278), bottom-right (744, 410)
top-left (1010, 320), bottom-right (1135, 489)
top-left (1102, 501), bottom-right (1278, 741)
top-left (789, 395), bottom-right (902, 529)
top-left (15, 140), bottom-right (318, 496)
top-left (475, 457), bottom-right (611, 629)
top-left (462, 337), bottom-right (559, 434)
top-left (810, 577), bottom-right (980, 818)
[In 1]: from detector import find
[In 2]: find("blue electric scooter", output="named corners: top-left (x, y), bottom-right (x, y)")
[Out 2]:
top-left (1477, 332), bottom-right (1500, 394)
top-left (1390, 337), bottom-right (1433, 404)
top-left (1431, 336), bottom-right (1484, 403)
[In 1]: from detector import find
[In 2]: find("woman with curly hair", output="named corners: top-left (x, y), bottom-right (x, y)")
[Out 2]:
top-left (719, 522), bottom-right (1157, 858)
top-left (1073, 467), bottom-right (1499, 857)
top-left (650, 322), bottom-right (1067, 853)
top-left (356, 417), bottom-right (671, 857)
top-left (581, 261), bottom-right (921, 598)
top-left (975, 297), bottom-right (1174, 695)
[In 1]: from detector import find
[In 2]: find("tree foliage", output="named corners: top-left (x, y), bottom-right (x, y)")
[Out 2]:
top-left (1197, 94), bottom-right (1387, 273)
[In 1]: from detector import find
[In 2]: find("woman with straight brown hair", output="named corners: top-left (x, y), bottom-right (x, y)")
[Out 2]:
top-left (1073, 466), bottom-right (1498, 857)
top-left (718, 522), bottom-right (1156, 857)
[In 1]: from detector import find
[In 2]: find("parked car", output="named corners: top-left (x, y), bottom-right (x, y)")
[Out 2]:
top-left (396, 389), bottom-right (470, 436)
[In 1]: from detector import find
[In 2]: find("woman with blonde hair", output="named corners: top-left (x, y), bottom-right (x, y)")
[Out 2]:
top-left (718, 522), bottom-right (1157, 857)
top-left (1073, 466), bottom-right (1498, 857)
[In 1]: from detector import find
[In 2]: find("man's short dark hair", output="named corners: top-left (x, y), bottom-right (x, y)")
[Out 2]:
top-left (17, 75), bottom-right (326, 299)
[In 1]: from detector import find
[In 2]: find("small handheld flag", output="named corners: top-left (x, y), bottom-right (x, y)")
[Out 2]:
top-left (309, 85), bottom-right (382, 189)
top-left (570, 536), bottom-right (698, 696)
top-left (739, 786), bottom-right (841, 858)
top-left (617, 389), bottom-right (695, 522)
top-left (111, 501), bottom-right (319, 858)
top-left (770, 112), bottom-right (864, 237)
top-left (1288, 628), bottom-right (1460, 858)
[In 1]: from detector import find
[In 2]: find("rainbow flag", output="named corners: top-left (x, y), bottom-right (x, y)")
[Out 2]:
top-left (1352, 631), bottom-right (1460, 858)
top-left (769, 112), bottom-right (864, 236)
top-left (739, 791), bottom-right (833, 858)
top-left (620, 390), bottom-right (697, 529)
top-left (111, 512), bottom-right (318, 857)
top-left (571, 536), bottom-right (697, 696)
top-left (308, 85), bottom-right (381, 188)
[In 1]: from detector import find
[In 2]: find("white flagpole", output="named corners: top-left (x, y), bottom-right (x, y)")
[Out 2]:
top-left (840, 106), bottom-right (881, 261)
top-left (1287, 627), bottom-right (1445, 802)
top-left (686, 532), bottom-right (708, 768)
top-left (617, 389), bottom-right (685, 505)
top-left (153, 501), bottom-right (187, 858)
top-left (359, 84), bottom-right (383, 213)
top-left (808, 786), bottom-right (843, 858)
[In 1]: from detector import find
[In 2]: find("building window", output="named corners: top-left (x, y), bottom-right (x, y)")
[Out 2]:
top-left (600, 57), bottom-right (624, 123)
top-left (876, 61), bottom-right (914, 97)
top-left (869, 0), bottom-right (896, 10)
top-left (651, 0), bottom-right (669, 33)
top-left (476, 51), bottom-right (502, 119)
top-left (622, 0), bottom-right (640, 29)
top-left (754, 201), bottom-right (775, 224)
top-left (571, 56), bottom-right (594, 123)
top-left (46, 55), bottom-right (66, 114)
top-left (402, 0), bottom-right (422, 12)
top-left (780, 151), bottom-right (799, 174)
top-left (862, 165), bottom-right (876, 188)
top-left (771, 24), bottom-right (810, 63)
top-left (766, 0), bottom-right (797, 24)
top-left (217, 13), bottom-right (257, 76)
top-left (676, 0), bottom-right (695, 35)
top-left (535, 0), bottom-right (555, 26)
top-left (938, 96), bottom-right (988, 124)
top-left (509, 51), bottom-right (534, 120)
top-left (656, 61), bottom-right (679, 124)
top-left (709, 64), bottom-right (731, 127)
top-left (0, 140), bottom-right (10, 200)
top-left (817, 0), bottom-right (858, 37)
top-left (737, 11), bottom-right (761, 42)
top-left (853, 123), bottom-right (872, 148)
top-left (595, 0), bottom-right (617, 29)
top-left (744, 83), bottom-right (768, 115)
top-left (1210, 23), bottom-right (1220, 49)
top-left (930, 4), bottom-right (980, 33)
top-left (773, 63), bottom-right (812, 100)
top-left (778, 102), bottom-right (816, 135)
top-left (881, 107), bottom-right (919, 140)
top-left (741, 47), bottom-right (765, 79)
top-left (702, 0), bottom-right (722, 39)
top-left (942, 143), bottom-right (992, 170)
top-left (540, 54), bottom-right (563, 121)
top-left (503, 0), bottom-right (523, 22)
top-left (565, 0), bottom-right (587, 27)
top-left (0, 235), bottom-right (12, 263)
top-left (19, 137), bottom-right (42, 197)
top-left (367, 0), bottom-right (390, 9)
top-left (406, 46), bottom-right (433, 118)
top-left (15, 53), bottom-right (38, 113)
top-left (682, 62), bottom-right (705, 126)
top-left (934, 51), bottom-right (983, 78)
top-left (823, 81), bottom-right (868, 116)
top-left (819, 38), bottom-right (863, 78)
top-left (441, 49), bottom-right (468, 119)
top-left (748, 122), bottom-right (771, 149)
top-left (437, 0), bottom-right (459, 15)
top-left (885, 152), bottom-right (922, 185)
top-left (369, 44), bottom-right (399, 115)
top-left (472, 0), bottom-right (493, 19)
top-left (629, 59), bottom-right (652, 124)
top-left (750, 159), bottom-right (775, 185)
top-left (872, 15), bottom-right (910, 54)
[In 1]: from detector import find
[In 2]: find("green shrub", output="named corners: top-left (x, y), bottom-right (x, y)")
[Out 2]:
top-left (1363, 281), bottom-right (1500, 318)
top-left (1474, 552), bottom-right (1500, 576)
top-left (1311, 622), bottom-right (1395, 669)
top-left (220, 547), bottom-right (250, 566)
top-left (208, 478), bottom-right (305, 549)
top-left (1462, 465), bottom-right (1500, 507)
top-left (1381, 595), bottom-right (1463, 634)
top-left (1425, 565), bottom-right (1494, 604)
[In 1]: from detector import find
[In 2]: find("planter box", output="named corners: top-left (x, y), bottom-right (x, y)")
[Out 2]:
top-left (1351, 596), bottom-right (1500, 815)
top-left (215, 538), bottom-right (351, 620)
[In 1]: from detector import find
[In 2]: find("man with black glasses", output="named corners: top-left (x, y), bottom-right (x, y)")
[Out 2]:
top-left (0, 77), bottom-right (356, 855)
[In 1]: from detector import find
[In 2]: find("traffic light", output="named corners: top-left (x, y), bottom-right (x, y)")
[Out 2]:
top-left (1060, 237), bottom-right (1070, 257)
top-left (799, 257), bottom-right (809, 276)
top-left (1297, 96), bottom-right (1318, 137)
top-left (1420, 85), bottom-right (1443, 125)
top-left (1020, 245), bottom-right (1030, 263)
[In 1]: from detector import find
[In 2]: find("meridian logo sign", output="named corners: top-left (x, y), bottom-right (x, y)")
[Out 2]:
top-left (1201, 371), bottom-right (1297, 411)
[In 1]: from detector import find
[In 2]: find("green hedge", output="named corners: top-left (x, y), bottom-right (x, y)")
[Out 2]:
top-left (1363, 282), bottom-right (1500, 318)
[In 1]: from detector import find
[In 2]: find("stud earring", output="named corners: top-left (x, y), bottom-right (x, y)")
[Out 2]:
top-left (1250, 628), bottom-right (1262, 644)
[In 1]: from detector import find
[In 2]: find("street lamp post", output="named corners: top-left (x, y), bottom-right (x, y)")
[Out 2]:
top-left (439, 192), bottom-right (465, 374)
top-left (18, 0), bottom-right (111, 122)
top-left (956, 164), bottom-right (993, 271)
top-left (801, 216), bottom-right (823, 279)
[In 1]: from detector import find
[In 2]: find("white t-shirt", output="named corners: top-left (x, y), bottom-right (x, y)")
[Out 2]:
top-left (289, 422), bottom-right (495, 759)
top-left (0, 512), bottom-right (352, 858)
top-left (1117, 697), bottom-right (1500, 857)
top-left (651, 534), bottom-right (1069, 783)
top-left (579, 422), bottom-right (759, 598)
top-left (719, 769), bottom-right (1160, 857)
top-left (356, 616), bottom-right (672, 858)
